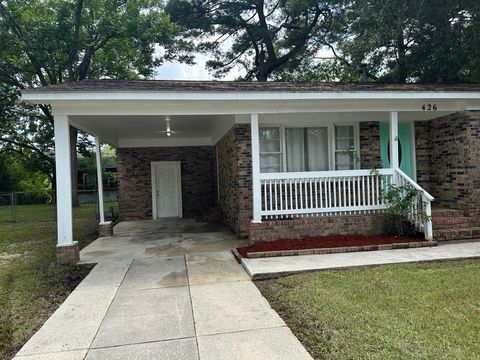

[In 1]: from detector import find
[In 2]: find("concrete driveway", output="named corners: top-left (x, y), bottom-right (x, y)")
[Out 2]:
top-left (15, 219), bottom-right (312, 360)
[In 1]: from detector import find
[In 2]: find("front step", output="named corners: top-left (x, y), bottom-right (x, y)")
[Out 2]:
top-left (431, 208), bottom-right (465, 217)
top-left (434, 227), bottom-right (480, 241)
top-left (432, 208), bottom-right (480, 241)
top-left (432, 216), bottom-right (479, 229)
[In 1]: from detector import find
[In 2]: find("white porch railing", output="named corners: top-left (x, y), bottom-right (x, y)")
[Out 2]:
top-left (394, 168), bottom-right (434, 240)
top-left (258, 168), bottom-right (434, 240)
top-left (259, 169), bottom-right (394, 218)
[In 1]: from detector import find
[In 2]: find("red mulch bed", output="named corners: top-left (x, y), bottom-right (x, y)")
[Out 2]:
top-left (237, 234), bottom-right (422, 258)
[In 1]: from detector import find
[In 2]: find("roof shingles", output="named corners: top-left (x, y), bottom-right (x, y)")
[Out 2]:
top-left (24, 80), bottom-right (480, 93)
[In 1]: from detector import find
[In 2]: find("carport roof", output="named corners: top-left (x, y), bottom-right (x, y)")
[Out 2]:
top-left (23, 80), bottom-right (480, 93)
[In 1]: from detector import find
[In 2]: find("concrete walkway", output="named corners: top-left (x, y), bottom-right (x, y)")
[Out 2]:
top-left (14, 219), bottom-right (312, 360)
top-left (242, 241), bottom-right (480, 279)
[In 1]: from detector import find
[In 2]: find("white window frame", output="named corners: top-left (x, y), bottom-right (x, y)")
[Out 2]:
top-left (259, 126), bottom-right (284, 173)
top-left (259, 122), bottom-right (360, 173)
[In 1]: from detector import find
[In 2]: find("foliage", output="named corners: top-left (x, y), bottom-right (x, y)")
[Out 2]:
top-left (0, 153), bottom-right (50, 192)
top-left (166, 0), bottom-right (344, 81)
top-left (0, 0), bottom-right (190, 188)
top-left (382, 183), bottom-right (426, 236)
top-left (323, 0), bottom-right (480, 83)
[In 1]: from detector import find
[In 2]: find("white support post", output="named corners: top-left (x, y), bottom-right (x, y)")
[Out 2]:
top-left (425, 201), bottom-right (433, 241)
top-left (95, 136), bottom-right (105, 224)
top-left (54, 115), bottom-right (74, 246)
top-left (389, 111), bottom-right (399, 180)
top-left (251, 113), bottom-right (262, 223)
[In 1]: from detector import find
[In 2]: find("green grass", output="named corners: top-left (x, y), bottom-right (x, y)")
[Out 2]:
top-left (0, 202), bottom-right (118, 222)
top-left (258, 261), bottom-right (480, 360)
top-left (0, 216), bottom-right (98, 359)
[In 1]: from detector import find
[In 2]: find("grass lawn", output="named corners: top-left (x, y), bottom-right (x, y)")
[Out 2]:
top-left (0, 202), bottom-right (117, 222)
top-left (0, 211), bottom-right (99, 359)
top-left (258, 260), bottom-right (480, 360)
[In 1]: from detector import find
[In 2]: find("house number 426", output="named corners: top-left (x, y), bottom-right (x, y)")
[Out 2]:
top-left (422, 104), bottom-right (438, 111)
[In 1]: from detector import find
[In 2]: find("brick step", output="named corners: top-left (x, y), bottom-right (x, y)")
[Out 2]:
top-left (432, 216), bottom-right (480, 229)
top-left (431, 208), bottom-right (465, 217)
top-left (433, 227), bottom-right (480, 241)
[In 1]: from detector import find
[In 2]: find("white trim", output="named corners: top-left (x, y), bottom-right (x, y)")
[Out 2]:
top-left (261, 205), bottom-right (388, 216)
top-left (151, 161), bottom-right (183, 219)
top-left (54, 115), bottom-right (73, 246)
top-left (251, 114), bottom-right (262, 223)
top-left (118, 137), bottom-right (212, 148)
top-left (259, 168), bottom-right (394, 180)
top-left (259, 122), bottom-right (360, 173)
top-left (410, 121), bottom-right (417, 181)
top-left (95, 136), bottom-right (105, 224)
top-left (22, 90), bottom-right (480, 102)
top-left (389, 112), bottom-right (399, 170)
top-left (48, 100), bottom-right (467, 117)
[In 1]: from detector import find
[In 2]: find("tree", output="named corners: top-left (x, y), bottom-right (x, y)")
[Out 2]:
top-left (0, 0), bottom-right (190, 202)
top-left (321, 0), bottom-right (480, 83)
top-left (166, 0), bottom-right (344, 81)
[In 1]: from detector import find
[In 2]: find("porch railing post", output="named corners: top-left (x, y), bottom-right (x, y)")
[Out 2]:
top-left (251, 113), bottom-right (262, 223)
top-left (425, 200), bottom-right (433, 240)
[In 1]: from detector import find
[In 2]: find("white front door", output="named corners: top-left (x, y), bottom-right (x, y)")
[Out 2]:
top-left (151, 162), bottom-right (182, 218)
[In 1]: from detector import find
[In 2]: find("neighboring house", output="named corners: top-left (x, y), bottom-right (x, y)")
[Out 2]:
top-left (22, 81), bottom-right (480, 263)
top-left (78, 155), bottom-right (117, 190)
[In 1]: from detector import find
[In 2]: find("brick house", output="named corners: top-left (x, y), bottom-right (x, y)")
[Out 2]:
top-left (22, 81), bottom-right (480, 261)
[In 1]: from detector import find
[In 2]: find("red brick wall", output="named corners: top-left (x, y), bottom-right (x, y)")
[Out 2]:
top-left (416, 111), bottom-right (480, 216)
top-left (117, 146), bottom-right (217, 220)
top-left (359, 121), bottom-right (382, 169)
top-left (216, 124), bottom-right (252, 237)
top-left (249, 214), bottom-right (387, 242)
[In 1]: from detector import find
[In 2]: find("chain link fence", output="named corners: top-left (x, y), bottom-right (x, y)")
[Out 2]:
top-left (0, 189), bottom-right (118, 223)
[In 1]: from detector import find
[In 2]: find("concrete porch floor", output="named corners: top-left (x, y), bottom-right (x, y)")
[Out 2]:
top-left (15, 219), bottom-right (312, 360)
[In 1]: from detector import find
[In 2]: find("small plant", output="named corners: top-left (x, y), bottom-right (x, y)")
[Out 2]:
top-left (382, 184), bottom-right (429, 236)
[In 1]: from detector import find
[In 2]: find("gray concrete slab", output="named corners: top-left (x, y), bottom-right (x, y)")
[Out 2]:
top-left (18, 219), bottom-right (311, 360)
top-left (242, 241), bottom-right (480, 279)
top-left (14, 349), bottom-right (88, 360)
top-left (197, 327), bottom-right (312, 360)
top-left (86, 338), bottom-right (199, 360)
top-left (186, 251), bottom-right (250, 286)
top-left (190, 281), bottom-right (285, 336)
top-left (120, 256), bottom-right (187, 291)
top-left (76, 261), bottom-right (132, 288)
top-left (91, 286), bottom-right (195, 348)
top-left (16, 287), bottom-right (117, 356)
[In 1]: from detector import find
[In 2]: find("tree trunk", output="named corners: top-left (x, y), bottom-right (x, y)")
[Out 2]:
top-left (70, 126), bottom-right (79, 207)
top-left (397, 33), bottom-right (407, 83)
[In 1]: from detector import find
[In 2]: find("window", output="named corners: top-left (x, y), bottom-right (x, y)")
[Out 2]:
top-left (334, 125), bottom-right (357, 170)
top-left (285, 127), bottom-right (329, 172)
top-left (259, 124), bottom-right (358, 173)
top-left (259, 127), bottom-right (282, 173)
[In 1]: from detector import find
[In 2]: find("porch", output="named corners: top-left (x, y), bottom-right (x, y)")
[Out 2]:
top-left (21, 81), bottom-right (480, 262)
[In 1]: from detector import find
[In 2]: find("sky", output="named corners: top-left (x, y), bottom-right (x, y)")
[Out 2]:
top-left (155, 52), bottom-right (242, 81)
top-left (154, 48), bottom-right (335, 81)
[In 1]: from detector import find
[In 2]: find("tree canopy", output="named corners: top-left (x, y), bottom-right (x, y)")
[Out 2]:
top-left (166, 0), bottom-right (344, 81)
top-left (0, 0), bottom-right (189, 191)
top-left (308, 0), bottom-right (480, 83)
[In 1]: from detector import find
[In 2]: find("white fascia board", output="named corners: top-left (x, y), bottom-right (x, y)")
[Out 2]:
top-left (21, 90), bottom-right (480, 103)
top-left (118, 137), bottom-right (212, 148)
top-left (48, 99), bottom-right (468, 117)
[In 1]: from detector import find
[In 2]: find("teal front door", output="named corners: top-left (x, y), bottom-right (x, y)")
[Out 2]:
top-left (380, 122), bottom-right (414, 179)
